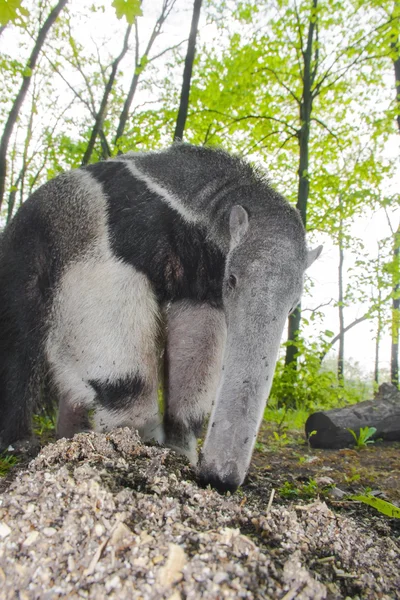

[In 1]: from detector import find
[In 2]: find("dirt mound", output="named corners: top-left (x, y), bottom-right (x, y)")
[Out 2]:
top-left (0, 429), bottom-right (399, 599)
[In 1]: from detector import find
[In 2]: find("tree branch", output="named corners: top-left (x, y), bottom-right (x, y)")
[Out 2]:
top-left (243, 129), bottom-right (282, 156)
top-left (0, 0), bottom-right (68, 210)
top-left (302, 300), bottom-right (334, 313)
top-left (311, 116), bottom-right (340, 141)
top-left (115, 0), bottom-right (177, 146)
top-left (200, 109), bottom-right (298, 134)
top-left (81, 24), bottom-right (132, 165)
top-left (319, 314), bottom-right (370, 362)
top-left (255, 66), bottom-right (301, 104)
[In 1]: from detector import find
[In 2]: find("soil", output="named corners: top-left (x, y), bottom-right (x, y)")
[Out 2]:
top-left (247, 423), bottom-right (400, 547)
top-left (0, 426), bottom-right (399, 599)
top-left (250, 423), bottom-right (400, 504)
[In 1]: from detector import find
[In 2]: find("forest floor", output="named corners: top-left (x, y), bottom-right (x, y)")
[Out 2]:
top-left (250, 422), bottom-right (400, 505)
top-left (248, 421), bottom-right (400, 539)
top-left (0, 424), bottom-right (399, 599)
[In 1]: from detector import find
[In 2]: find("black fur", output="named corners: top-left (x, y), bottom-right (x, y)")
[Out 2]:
top-left (0, 191), bottom-right (55, 448)
top-left (164, 413), bottom-right (204, 446)
top-left (197, 462), bottom-right (242, 495)
top-left (85, 161), bottom-right (225, 307)
top-left (89, 374), bottom-right (146, 411)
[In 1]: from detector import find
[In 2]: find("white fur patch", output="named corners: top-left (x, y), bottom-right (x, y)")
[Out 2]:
top-left (47, 257), bottom-right (159, 388)
top-left (122, 159), bottom-right (201, 226)
top-left (93, 405), bottom-right (164, 444)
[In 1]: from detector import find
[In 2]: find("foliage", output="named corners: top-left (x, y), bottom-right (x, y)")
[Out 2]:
top-left (269, 336), bottom-right (368, 411)
top-left (32, 409), bottom-right (56, 445)
top-left (271, 431), bottom-right (290, 447)
top-left (344, 467), bottom-right (361, 484)
top-left (264, 405), bottom-right (311, 430)
top-left (350, 494), bottom-right (400, 518)
top-left (347, 426), bottom-right (377, 449)
top-left (112, 0), bottom-right (142, 24)
top-left (0, 450), bottom-right (18, 476)
top-left (278, 477), bottom-right (332, 500)
top-left (0, 0), bottom-right (29, 26)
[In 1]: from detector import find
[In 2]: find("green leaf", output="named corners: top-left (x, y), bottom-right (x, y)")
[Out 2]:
top-left (0, 0), bottom-right (29, 26)
top-left (347, 426), bottom-right (377, 448)
top-left (350, 495), bottom-right (400, 519)
top-left (112, 0), bottom-right (142, 24)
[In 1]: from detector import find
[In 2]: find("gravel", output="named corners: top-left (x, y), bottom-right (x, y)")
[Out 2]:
top-left (0, 428), bottom-right (399, 599)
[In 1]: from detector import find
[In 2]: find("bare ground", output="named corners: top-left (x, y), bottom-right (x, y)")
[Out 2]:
top-left (0, 427), bottom-right (399, 599)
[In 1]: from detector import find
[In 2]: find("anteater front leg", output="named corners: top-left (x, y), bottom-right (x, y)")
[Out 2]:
top-left (164, 300), bottom-right (226, 464)
top-left (47, 258), bottom-right (163, 444)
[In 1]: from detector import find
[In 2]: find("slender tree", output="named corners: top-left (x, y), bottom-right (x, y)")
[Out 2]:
top-left (374, 298), bottom-right (383, 385)
top-left (390, 224), bottom-right (400, 386)
top-left (6, 73), bottom-right (38, 221)
top-left (284, 0), bottom-right (318, 368)
top-left (81, 24), bottom-right (132, 166)
top-left (337, 194), bottom-right (345, 383)
top-left (388, 0), bottom-right (400, 385)
top-left (173, 0), bottom-right (203, 141)
top-left (392, 0), bottom-right (400, 133)
top-left (114, 0), bottom-right (177, 149)
top-left (0, 0), bottom-right (68, 210)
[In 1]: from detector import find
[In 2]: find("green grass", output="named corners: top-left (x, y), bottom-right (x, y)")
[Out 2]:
top-left (0, 451), bottom-right (19, 477)
top-left (263, 405), bottom-right (310, 431)
top-left (278, 476), bottom-right (335, 501)
top-left (32, 410), bottom-right (56, 445)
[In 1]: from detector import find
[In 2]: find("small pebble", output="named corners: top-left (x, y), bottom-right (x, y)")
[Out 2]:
top-left (23, 531), bottom-right (39, 546)
top-left (0, 523), bottom-right (11, 538)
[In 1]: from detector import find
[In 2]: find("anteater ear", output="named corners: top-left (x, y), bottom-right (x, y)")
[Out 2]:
top-left (306, 245), bottom-right (323, 269)
top-left (229, 205), bottom-right (249, 248)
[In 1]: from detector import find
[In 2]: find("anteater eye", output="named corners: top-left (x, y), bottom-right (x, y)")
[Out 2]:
top-left (227, 274), bottom-right (238, 290)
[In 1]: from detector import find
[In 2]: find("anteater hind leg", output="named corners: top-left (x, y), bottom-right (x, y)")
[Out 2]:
top-left (0, 351), bottom-right (38, 450)
top-left (164, 300), bottom-right (226, 464)
top-left (56, 395), bottom-right (91, 439)
top-left (47, 257), bottom-right (163, 444)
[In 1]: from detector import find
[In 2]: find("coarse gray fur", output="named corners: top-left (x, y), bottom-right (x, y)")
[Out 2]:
top-left (0, 143), bottom-right (322, 493)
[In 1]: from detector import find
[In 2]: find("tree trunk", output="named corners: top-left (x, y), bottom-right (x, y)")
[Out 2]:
top-left (391, 225), bottom-right (400, 387)
top-left (374, 292), bottom-right (382, 385)
top-left (284, 306), bottom-right (301, 368)
top-left (173, 0), bottom-right (203, 141)
top-left (391, 7), bottom-right (400, 386)
top-left (395, 54), bottom-right (400, 133)
top-left (284, 0), bottom-right (317, 369)
top-left (0, 0), bottom-right (68, 210)
top-left (114, 21), bottom-right (143, 147)
top-left (374, 246), bottom-right (383, 385)
top-left (81, 25), bottom-right (132, 166)
top-left (337, 195), bottom-right (344, 383)
top-left (374, 321), bottom-right (381, 385)
top-left (305, 383), bottom-right (400, 448)
top-left (115, 0), bottom-right (174, 148)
